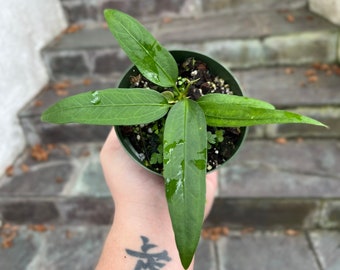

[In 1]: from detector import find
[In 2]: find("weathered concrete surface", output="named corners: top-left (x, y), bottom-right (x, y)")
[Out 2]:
top-left (207, 198), bottom-right (320, 229)
top-left (2, 226), bottom-right (337, 270)
top-left (309, 0), bottom-right (340, 25)
top-left (309, 230), bottom-right (340, 270)
top-left (59, 0), bottom-right (308, 28)
top-left (217, 231), bottom-right (319, 270)
top-left (0, 225), bottom-right (108, 270)
top-left (194, 238), bottom-right (218, 270)
top-left (1, 138), bottom-right (340, 229)
top-left (219, 140), bottom-right (340, 198)
top-left (43, 7), bottom-right (340, 80)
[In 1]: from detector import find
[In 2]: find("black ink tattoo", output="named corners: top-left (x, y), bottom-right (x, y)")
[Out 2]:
top-left (126, 236), bottom-right (172, 269)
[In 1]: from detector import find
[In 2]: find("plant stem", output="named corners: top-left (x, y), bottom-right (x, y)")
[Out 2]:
top-left (173, 85), bottom-right (180, 96)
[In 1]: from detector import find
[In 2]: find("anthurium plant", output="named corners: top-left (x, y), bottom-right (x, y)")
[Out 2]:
top-left (41, 9), bottom-right (327, 269)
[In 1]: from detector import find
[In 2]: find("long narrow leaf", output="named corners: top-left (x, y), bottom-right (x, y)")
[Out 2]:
top-left (104, 9), bottom-right (178, 87)
top-left (163, 99), bottom-right (207, 269)
top-left (41, 88), bottom-right (171, 125)
top-left (198, 94), bottom-right (327, 127)
top-left (198, 93), bottom-right (275, 109)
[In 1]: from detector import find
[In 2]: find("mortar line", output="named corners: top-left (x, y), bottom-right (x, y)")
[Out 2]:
top-left (214, 239), bottom-right (221, 270)
top-left (337, 31), bottom-right (340, 63)
top-left (305, 230), bottom-right (324, 270)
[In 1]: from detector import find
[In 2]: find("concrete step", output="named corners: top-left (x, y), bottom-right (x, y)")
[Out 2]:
top-left (14, 63), bottom-right (339, 231)
top-left (213, 139), bottom-right (340, 229)
top-left (19, 64), bottom-right (340, 146)
top-left (1, 223), bottom-right (339, 270)
top-left (1, 138), bottom-right (339, 230)
top-left (43, 7), bottom-right (340, 82)
top-left (59, 0), bottom-right (308, 29)
top-left (0, 224), bottom-right (340, 270)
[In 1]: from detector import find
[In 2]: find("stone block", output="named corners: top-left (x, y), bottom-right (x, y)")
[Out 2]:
top-left (21, 114), bottom-right (111, 145)
top-left (206, 198), bottom-right (319, 229)
top-left (158, 8), bottom-right (337, 44)
top-left (0, 163), bottom-right (73, 196)
top-left (202, 0), bottom-right (307, 13)
top-left (218, 140), bottom-right (340, 198)
top-left (204, 39), bottom-right (265, 69)
top-left (309, 230), bottom-right (340, 270)
top-left (263, 31), bottom-right (338, 65)
top-left (47, 28), bottom-right (116, 51)
top-left (0, 200), bottom-right (59, 223)
top-left (99, 0), bottom-right (183, 20)
top-left (62, 1), bottom-right (98, 24)
top-left (309, 0), bottom-right (340, 26)
top-left (38, 120), bottom-right (111, 144)
top-left (0, 225), bottom-right (109, 270)
top-left (202, 30), bottom-right (339, 69)
top-left (236, 66), bottom-right (340, 107)
top-left (57, 197), bottom-right (114, 225)
top-left (70, 156), bottom-right (110, 197)
top-left (217, 232), bottom-right (319, 270)
top-left (27, 226), bottom-right (108, 270)
top-left (47, 52), bottom-right (90, 80)
top-left (94, 50), bottom-right (131, 74)
top-left (194, 239), bottom-right (218, 270)
top-left (220, 164), bottom-right (340, 198)
top-left (0, 229), bottom-right (38, 269)
top-left (319, 200), bottom-right (340, 229)
top-left (154, 0), bottom-right (184, 15)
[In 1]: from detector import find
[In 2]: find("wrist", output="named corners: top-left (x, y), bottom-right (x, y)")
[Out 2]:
top-left (114, 198), bottom-right (170, 225)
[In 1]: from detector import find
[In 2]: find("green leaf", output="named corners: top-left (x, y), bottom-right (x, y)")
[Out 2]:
top-left (215, 129), bottom-right (225, 142)
top-left (163, 99), bottom-right (207, 269)
top-left (41, 88), bottom-right (171, 125)
top-left (104, 9), bottom-right (178, 87)
top-left (207, 131), bottom-right (216, 144)
top-left (199, 93), bottom-right (276, 109)
top-left (198, 94), bottom-right (328, 128)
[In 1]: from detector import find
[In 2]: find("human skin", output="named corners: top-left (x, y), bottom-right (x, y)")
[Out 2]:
top-left (96, 128), bottom-right (218, 269)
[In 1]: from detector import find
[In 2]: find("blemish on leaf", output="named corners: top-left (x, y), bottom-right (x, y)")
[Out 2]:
top-left (90, 91), bottom-right (101, 105)
top-left (193, 159), bottom-right (206, 170)
top-left (166, 178), bottom-right (184, 199)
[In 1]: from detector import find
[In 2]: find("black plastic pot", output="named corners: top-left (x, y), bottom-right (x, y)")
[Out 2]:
top-left (115, 50), bottom-right (248, 175)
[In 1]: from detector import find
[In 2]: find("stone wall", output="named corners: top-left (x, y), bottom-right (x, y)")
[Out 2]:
top-left (0, 0), bottom-right (67, 176)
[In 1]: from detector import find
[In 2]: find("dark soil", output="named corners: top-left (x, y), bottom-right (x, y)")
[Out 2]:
top-left (118, 57), bottom-right (243, 174)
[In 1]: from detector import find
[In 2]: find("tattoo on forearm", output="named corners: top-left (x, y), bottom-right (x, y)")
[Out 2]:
top-left (125, 236), bottom-right (172, 269)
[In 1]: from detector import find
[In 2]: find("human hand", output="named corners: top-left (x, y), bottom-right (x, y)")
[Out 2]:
top-left (100, 128), bottom-right (218, 218)
top-left (98, 128), bottom-right (218, 270)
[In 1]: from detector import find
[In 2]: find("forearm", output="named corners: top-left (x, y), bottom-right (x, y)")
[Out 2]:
top-left (96, 202), bottom-right (194, 270)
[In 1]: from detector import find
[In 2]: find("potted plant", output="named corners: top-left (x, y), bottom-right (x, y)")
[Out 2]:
top-left (41, 9), bottom-right (327, 269)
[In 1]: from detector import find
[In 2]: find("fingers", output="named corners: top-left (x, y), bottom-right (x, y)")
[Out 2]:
top-left (100, 128), bottom-right (131, 187)
top-left (100, 128), bottom-right (162, 186)
top-left (204, 170), bottom-right (218, 218)
top-left (100, 128), bottom-right (119, 161)
top-left (100, 128), bottom-right (129, 172)
top-left (206, 170), bottom-right (218, 194)
top-left (100, 127), bottom-right (218, 218)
